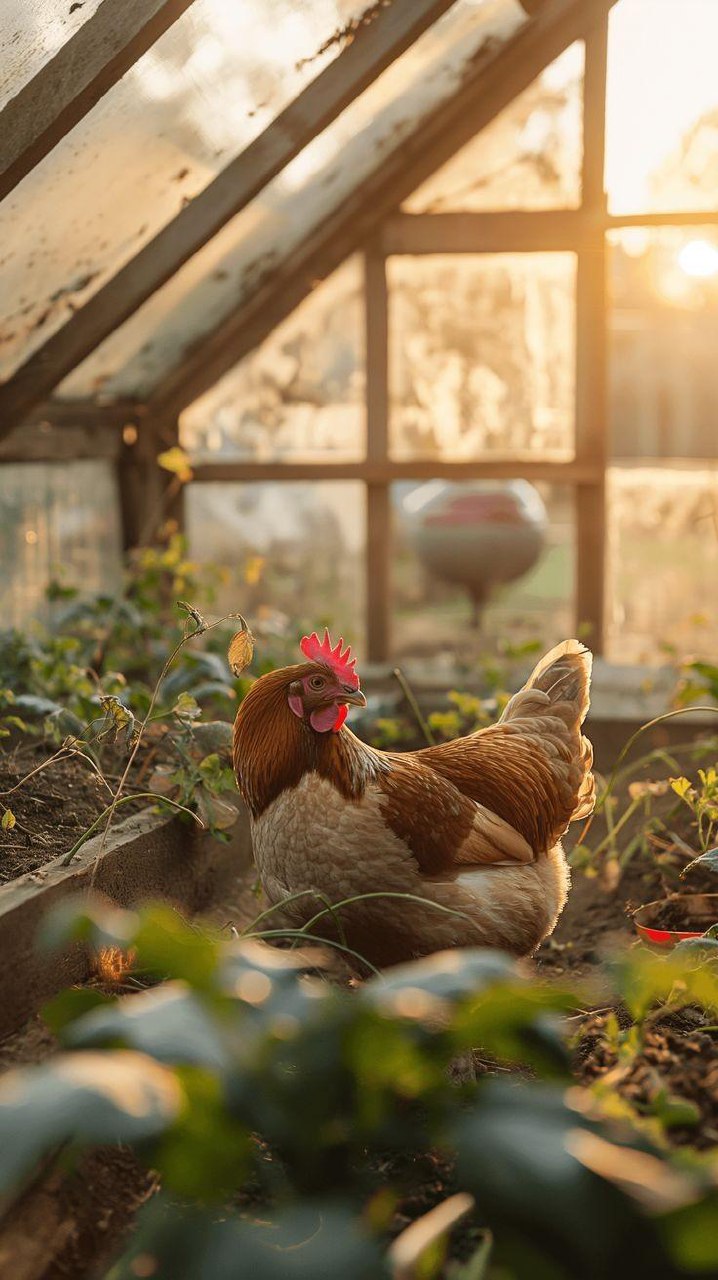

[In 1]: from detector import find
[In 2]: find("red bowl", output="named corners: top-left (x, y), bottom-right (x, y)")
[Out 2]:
top-left (633, 894), bottom-right (718, 948)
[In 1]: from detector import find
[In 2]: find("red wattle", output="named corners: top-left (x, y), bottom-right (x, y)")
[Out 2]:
top-left (332, 704), bottom-right (348, 733)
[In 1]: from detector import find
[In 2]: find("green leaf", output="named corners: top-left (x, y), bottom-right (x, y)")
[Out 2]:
top-left (153, 1069), bottom-right (250, 1199)
top-left (671, 935), bottom-right (718, 963)
top-left (109, 1197), bottom-right (389, 1280)
top-left (452, 985), bottom-right (579, 1076)
top-left (1, 809), bottom-right (16, 832)
top-left (453, 1232), bottom-right (493, 1280)
top-left (131, 907), bottom-right (220, 988)
top-left (42, 987), bottom-right (115, 1037)
top-left (660, 1193), bottom-right (718, 1271)
top-left (362, 948), bottom-right (515, 1015)
top-left (39, 897), bottom-right (139, 955)
top-left (0, 1051), bottom-right (183, 1192)
top-left (173, 691), bottom-right (201, 722)
top-left (452, 1081), bottom-right (672, 1277)
top-left (682, 846), bottom-right (718, 878)
top-left (63, 982), bottom-right (233, 1071)
top-left (649, 1089), bottom-right (701, 1130)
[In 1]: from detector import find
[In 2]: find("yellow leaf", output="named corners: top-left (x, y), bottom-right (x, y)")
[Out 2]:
top-left (228, 627), bottom-right (254, 677)
top-left (1, 809), bottom-right (15, 832)
top-left (244, 555), bottom-right (265, 586)
top-left (157, 447), bottom-right (193, 483)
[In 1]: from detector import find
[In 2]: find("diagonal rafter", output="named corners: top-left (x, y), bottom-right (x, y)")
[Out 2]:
top-left (0, 0), bottom-right (460, 439)
top-left (146, 0), bottom-right (617, 422)
top-left (0, 0), bottom-right (197, 202)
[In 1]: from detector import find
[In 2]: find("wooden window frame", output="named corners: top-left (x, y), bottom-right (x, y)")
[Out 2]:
top-left (16, 7), bottom-right (717, 661)
top-left (190, 16), bottom-right (612, 663)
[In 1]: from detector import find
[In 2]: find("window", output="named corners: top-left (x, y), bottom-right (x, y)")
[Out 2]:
top-left (0, 461), bottom-right (123, 628)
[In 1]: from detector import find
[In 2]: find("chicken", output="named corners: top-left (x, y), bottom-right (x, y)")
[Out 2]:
top-left (232, 628), bottom-right (594, 967)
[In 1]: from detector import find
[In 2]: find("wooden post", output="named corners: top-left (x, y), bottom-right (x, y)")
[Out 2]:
top-left (364, 248), bottom-right (391, 663)
top-left (117, 417), bottom-right (182, 550)
top-left (574, 13), bottom-right (609, 654)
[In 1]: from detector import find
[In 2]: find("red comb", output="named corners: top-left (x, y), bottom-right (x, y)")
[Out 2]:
top-left (300, 629), bottom-right (360, 689)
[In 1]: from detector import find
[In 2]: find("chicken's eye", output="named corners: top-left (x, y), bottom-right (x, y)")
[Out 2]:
top-left (308, 674), bottom-right (326, 690)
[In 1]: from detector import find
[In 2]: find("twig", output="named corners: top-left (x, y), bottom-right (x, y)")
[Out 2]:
top-left (392, 667), bottom-right (436, 747)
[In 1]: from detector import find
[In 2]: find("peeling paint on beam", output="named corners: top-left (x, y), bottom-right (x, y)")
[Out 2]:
top-left (0, 0), bottom-right (197, 202)
top-left (0, 0), bottom-right (457, 439)
top-left (148, 0), bottom-right (618, 421)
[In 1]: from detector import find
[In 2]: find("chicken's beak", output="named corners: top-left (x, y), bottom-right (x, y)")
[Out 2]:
top-left (342, 689), bottom-right (367, 708)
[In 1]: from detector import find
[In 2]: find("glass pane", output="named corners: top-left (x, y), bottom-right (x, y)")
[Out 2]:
top-left (181, 259), bottom-right (364, 462)
top-left (606, 0), bottom-right (718, 214)
top-left (610, 227), bottom-right (718, 458)
top-left (59, 0), bottom-right (528, 400)
top-left (405, 42), bottom-right (583, 213)
top-left (0, 461), bottom-right (123, 629)
top-left (186, 481), bottom-right (365, 649)
top-left (393, 480), bottom-right (574, 666)
top-left (607, 465), bottom-right (718, 664)
top-left (0, 0), bottom-right (369, 381)
top-left (1, 0), bottom-right (104, 111)
top-left (388, 253), bottom-right (576, 461)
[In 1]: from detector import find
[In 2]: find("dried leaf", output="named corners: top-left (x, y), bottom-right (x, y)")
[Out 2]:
top-left (228, 627), bottom-right (254, 677)
top-left (1, 810), bottom-right (16, 832)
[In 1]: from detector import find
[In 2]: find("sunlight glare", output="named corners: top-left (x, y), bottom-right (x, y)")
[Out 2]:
top-left (678, 239), bottom-right (718, 279)
top-left (606, 0), bottom-right (718, 212)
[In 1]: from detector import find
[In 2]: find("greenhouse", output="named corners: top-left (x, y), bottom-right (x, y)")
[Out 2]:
top-left (0, 0), bottom-right (717, 1276)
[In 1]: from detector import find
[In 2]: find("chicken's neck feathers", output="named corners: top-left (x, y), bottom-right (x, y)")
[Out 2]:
top-left (233, 670), bottom-right (387, 818)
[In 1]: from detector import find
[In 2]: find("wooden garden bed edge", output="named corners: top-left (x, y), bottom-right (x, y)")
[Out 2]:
top-left (0, 805), bottom-right (252, 1040)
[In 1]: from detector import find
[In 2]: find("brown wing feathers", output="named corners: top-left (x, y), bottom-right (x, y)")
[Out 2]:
top-left (410, 640), bottom-right (594, 857)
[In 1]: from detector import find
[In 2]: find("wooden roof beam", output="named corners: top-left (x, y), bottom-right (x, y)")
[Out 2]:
top-left (0, 0), bottom-right (459, 441)
top-left (0, 0), bottom-right (197, 202)
top-left (148, 0), bottom-right (618, 421)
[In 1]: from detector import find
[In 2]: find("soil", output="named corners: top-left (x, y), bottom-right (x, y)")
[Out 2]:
top-left (0, 732), bottom-right (174, 883)
top-left (0, 748), bottom-right (110, 883)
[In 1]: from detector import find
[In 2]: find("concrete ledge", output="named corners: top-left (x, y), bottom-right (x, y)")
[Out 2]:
top-left (0, 806), bottom-right (252, 1040)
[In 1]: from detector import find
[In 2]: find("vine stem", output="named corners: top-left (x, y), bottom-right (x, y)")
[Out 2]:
top-left (393, 667), bottom-right (436, 747)
top-left (299, 890), bottom-right (475, 935)
top-left (61, 793), bottom-right (202, 865)
top-left (242, 927), bottom-right (380, 976)
top-left (84, 604), bottom-right (247, 884)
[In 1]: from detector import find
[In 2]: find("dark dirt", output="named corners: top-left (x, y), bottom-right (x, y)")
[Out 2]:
top-left (0, 748), bottom-right (110, 882)
top-left (0, 733), bottom-right (175, 884)
top-left (579, 1006), bottom-right (718, 1151)
top-left (44, 1149), bottom-right (155, 1280)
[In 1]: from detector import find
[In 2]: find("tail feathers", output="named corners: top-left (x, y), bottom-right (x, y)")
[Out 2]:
top-left (500, 639), bottom-right (592, 727)
top-left (500, 639), bottom-right (595, 826)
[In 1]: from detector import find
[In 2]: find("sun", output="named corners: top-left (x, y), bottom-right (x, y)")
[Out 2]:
top-left (677, 239), bottom-right (718, 280)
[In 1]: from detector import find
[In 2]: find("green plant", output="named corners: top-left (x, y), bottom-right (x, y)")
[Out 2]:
top-left (670, 769), bottom-right (718, 855)
top-left (675, 660), bottom-right (718, 709)
top-left (570, 729), bottom-right (718, 885)
top-left (0, 600), bottom-right (251, 867)
top-left (0, 901), bottom-right (717, 1278)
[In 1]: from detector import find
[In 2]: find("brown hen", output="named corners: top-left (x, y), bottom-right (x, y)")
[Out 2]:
top-left (233, 630), bottom-right (594, 967)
